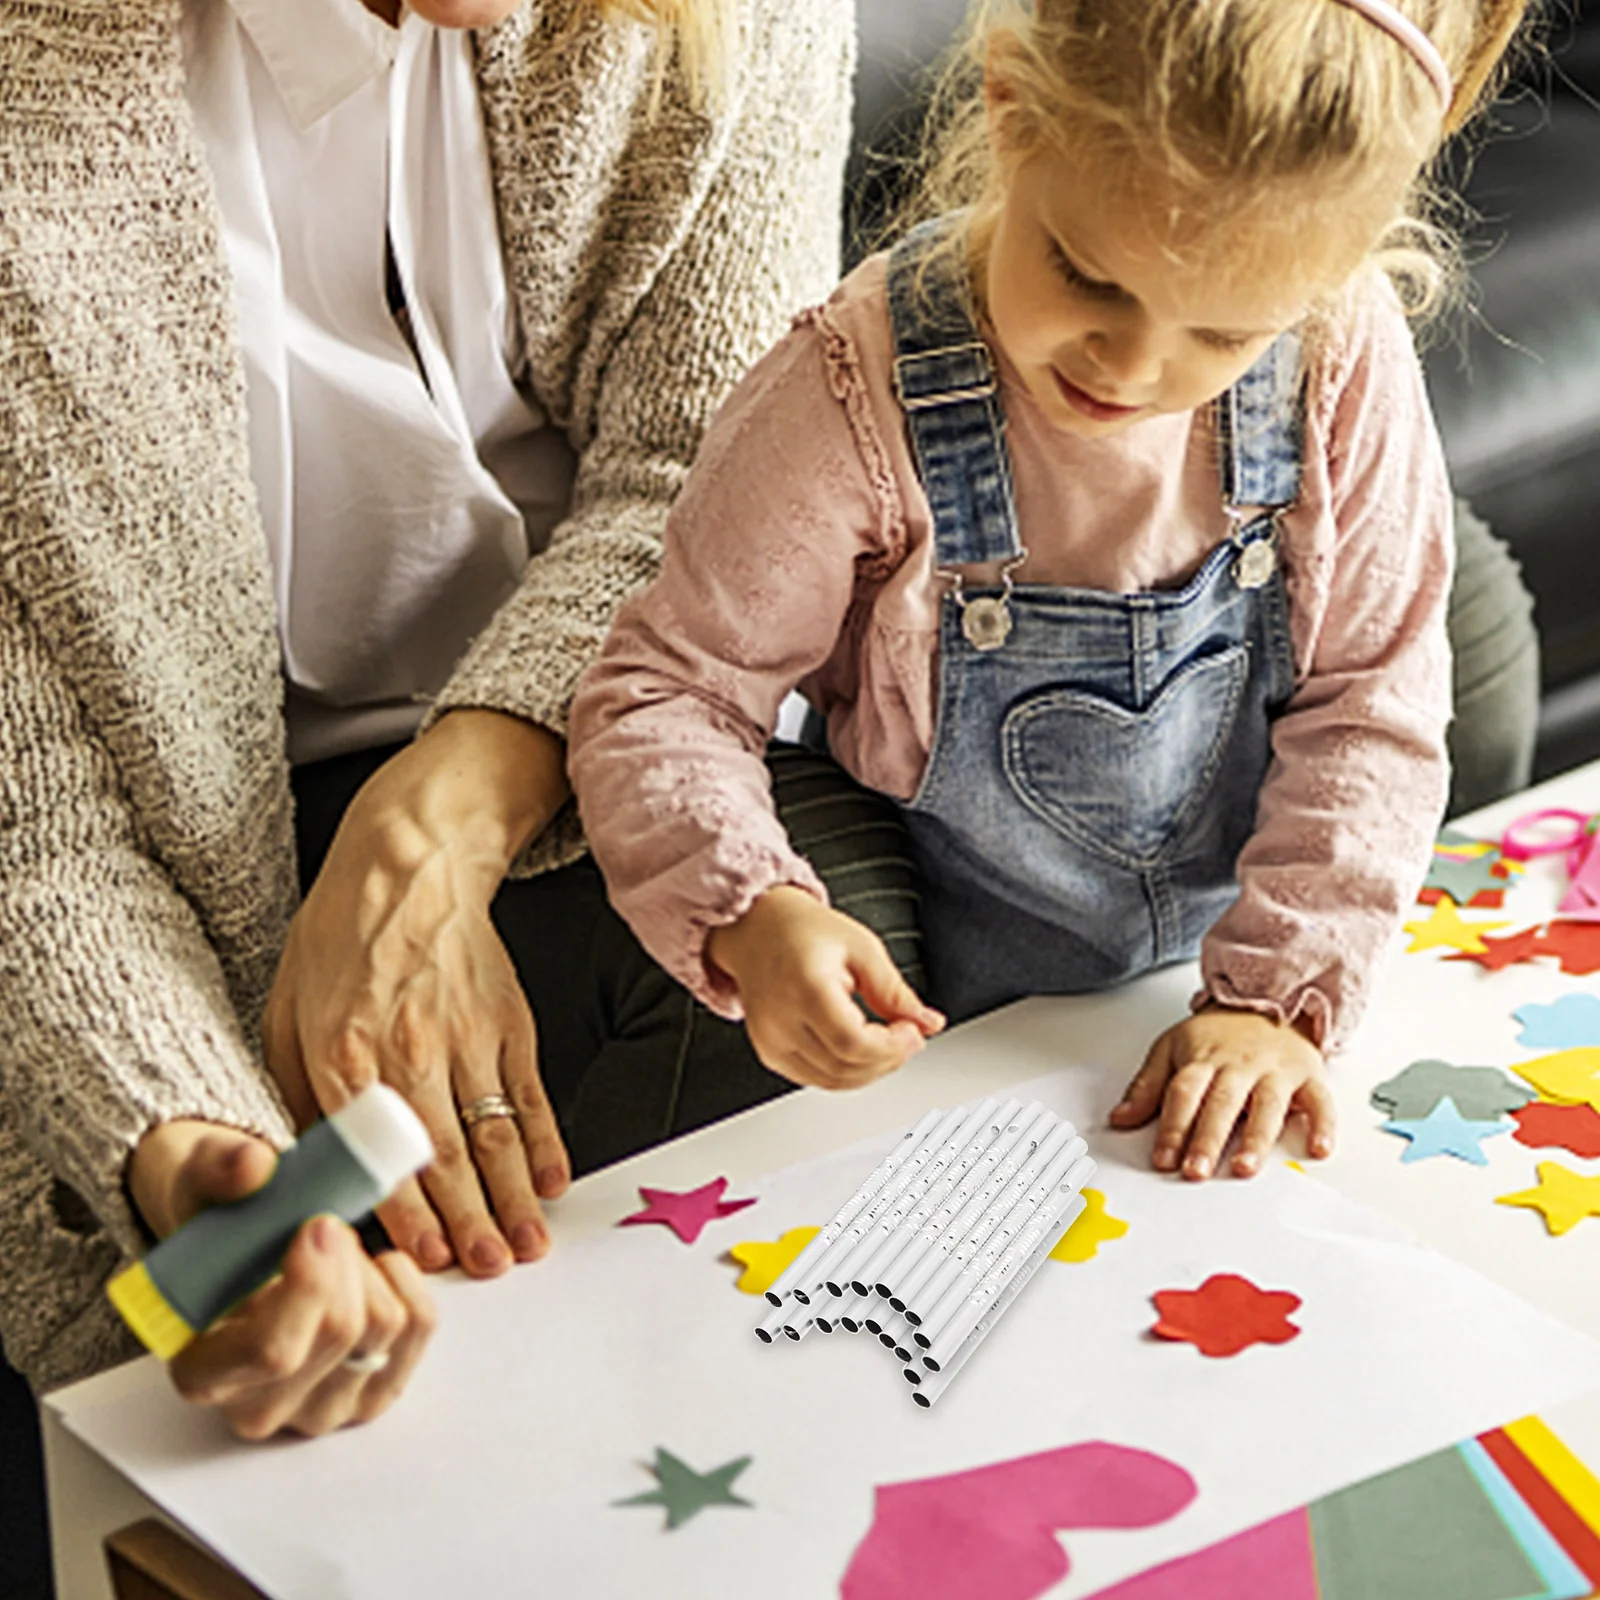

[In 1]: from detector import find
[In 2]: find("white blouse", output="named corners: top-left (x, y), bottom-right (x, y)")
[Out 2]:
top-left (180, 0), bottom-right (576, 763)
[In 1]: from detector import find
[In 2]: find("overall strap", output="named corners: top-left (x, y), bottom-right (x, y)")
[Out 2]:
top-left (1214, 331), bottom-right (1305, 512)
top-left (886, 219), bottom-right (1024, 568)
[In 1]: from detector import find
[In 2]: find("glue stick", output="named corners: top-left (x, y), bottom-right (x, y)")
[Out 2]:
top-left (108, 1084), bottom-right (433, 1360)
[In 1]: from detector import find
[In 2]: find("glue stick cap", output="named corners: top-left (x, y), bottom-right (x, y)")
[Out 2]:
top-left (330, 1085), bottom-right (434, 1193)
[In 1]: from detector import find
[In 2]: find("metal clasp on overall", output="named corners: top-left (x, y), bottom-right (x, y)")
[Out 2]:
top-left (1224, 504), bottom-right (1281, 590)
top-left (938, 549), bottom-right (1030, 651)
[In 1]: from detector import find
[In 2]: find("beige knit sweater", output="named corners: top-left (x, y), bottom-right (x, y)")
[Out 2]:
top-left (0, 0), bottom-right (851, 1392)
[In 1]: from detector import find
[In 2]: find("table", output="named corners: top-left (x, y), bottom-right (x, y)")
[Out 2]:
top-left (42, 760), bottom-right (1600, 1600)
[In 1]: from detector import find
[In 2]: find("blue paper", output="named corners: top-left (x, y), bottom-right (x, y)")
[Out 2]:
top-left (1513, 994), bottom-right (1600, 1052)
top-left (1458, 1439), bottom-right (1591, 1600)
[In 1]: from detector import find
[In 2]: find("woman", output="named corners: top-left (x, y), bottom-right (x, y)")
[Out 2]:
top-left (0, 0), bottom-right (864, 1447)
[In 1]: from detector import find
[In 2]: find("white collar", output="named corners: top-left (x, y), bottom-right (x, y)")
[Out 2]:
top-left (228, 0), bottom-right (402, 132)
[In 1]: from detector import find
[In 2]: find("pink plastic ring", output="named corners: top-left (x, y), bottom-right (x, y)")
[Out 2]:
top-left (1501, 807), bottom-right (1591, 862)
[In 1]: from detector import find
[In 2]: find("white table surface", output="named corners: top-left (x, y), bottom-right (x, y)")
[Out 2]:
top-left (42, 761), bottom-right (1600, 1599)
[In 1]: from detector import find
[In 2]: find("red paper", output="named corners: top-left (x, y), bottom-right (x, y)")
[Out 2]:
top-left (1447, 927), bottom-right (1545, 973)
top-left (1535, 920), bottom-right (1600, 976)
top-left (1151, 1273), bottom-right (1302, 1358)
top-left (1083, 1509), bottom-right (1317, 1599)
top-left (1511, 1101), bottom-right (1600, 1160)
top-left (616, 1178), bottom-right (756, 1244)
top-left (1478, 1428), bottom-right (1600, 1587)
top-left (1418, 886), bottom-right (1507, 909)
top-left (838, 1442), bottom-right (1197, 1600)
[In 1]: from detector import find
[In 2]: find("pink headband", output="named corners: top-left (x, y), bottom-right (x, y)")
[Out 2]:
top-left (1334, 0), bottom-right (1454, 112)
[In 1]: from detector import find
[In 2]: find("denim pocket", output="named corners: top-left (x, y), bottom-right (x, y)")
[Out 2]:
top-left (1001, 645), bottom-right (1250, 869)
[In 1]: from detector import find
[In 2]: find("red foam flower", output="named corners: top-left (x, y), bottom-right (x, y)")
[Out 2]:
top-left (1151, 1273), bottom-right (1302, 1358)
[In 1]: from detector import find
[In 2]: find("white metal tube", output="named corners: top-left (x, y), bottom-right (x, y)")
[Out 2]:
top-left (793, 1104), bottom-right (970, 1303)
top-left (763, 1106), bottom-right (945, 1305)
top-left (920, 1154), bottom-right (1097, 1370)
top-left (889, 1105), bottom-right (1060, 1313)
top-left (909, 1193), bottom-right (1087, 1408)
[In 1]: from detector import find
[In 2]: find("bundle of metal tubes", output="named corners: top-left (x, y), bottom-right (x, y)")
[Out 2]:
top-left (754, 1096), bottom-right (1097, 1408)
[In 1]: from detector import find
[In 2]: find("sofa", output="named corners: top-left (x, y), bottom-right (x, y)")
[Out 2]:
top-left (849, 0), bottom-right (1600, 784)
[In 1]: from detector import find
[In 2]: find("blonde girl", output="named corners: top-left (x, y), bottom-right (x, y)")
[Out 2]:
top-left (570, 0), bottom-right (1528, 1181)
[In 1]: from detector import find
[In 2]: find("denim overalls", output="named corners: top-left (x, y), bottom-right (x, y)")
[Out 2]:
top-left (888, 222), bottom-right (1300, 1022)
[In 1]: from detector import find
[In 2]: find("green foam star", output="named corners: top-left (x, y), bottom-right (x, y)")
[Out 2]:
top-left (615, 1447), bottom-right (754, 1529)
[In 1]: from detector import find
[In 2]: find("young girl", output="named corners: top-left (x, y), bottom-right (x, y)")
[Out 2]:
top-left (569, 0), bottom-right (1528, 1182)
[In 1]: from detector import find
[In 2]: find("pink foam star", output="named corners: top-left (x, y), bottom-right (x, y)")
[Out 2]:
top-left (617, 1177), bottom-right (757, 1244)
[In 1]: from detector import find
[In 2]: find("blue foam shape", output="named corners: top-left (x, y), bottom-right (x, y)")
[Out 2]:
top-left (1458, 1439), bottom-right (1591, 1600)
top-left (1513, 994), bottom-right (1600, 1052)
top-left (1381, 1096), bottom-right (1513, 1166)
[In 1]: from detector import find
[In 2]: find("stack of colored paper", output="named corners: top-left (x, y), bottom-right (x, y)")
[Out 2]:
top-left (754, 1096), bottom-right (1096, 1406)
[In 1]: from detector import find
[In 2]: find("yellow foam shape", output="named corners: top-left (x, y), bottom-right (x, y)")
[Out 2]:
top-left (1401, 898), bottom-right (1511, 955)
top-left (727, 1226), bottom-right (820, 1296)
top-left (1050, 1188), bottom-right (1129, 1263)
top-left (1496, 1162), bottom-right (1600, 1236)
top-left (1504, 1416), bottom-right (1600, 1538)
top-left (1515, 1047), bottom-right (1600, 1113)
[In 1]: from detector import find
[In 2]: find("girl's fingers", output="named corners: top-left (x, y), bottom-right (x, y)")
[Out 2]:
top-left (803, 989), bottom-right (916, 1078)
top-left (1230, 1075), bottom-right (1296, 1177)
top-left (1110, 1034), bottom-right (1174, 1131)
top-left (848, 937), bottom-right (944, 1036)
top-left (1151, 1061), bottom-right (1216, 1172)
top-left (801, 1015), bottom-right (906, 1084)
top-left (1295, 1073), bottom-right (1339, 1159)
top-left (1178, 1068), bottom-right (1257, 1180)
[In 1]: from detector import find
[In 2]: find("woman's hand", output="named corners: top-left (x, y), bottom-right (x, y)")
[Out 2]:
top-left (707, 886), bottom-right (944, 1088)
top-left (128, 1121), bottom-right (436, 1439)
top-left (263, 709), bottom-right (571, 1278)
top-left (1108, 1004), bottom-right (1336, 1180)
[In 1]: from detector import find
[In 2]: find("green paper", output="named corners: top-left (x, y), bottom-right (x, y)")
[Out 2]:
top-left (615, 1447), bottom-right (753, 1529)
top-left (1309, 1446), bottom-right (1544, 1600)
top-left (1370, 1059), bottom-right (1533, 1122)
top-left (1423, 852), bottom-right (1505, 904)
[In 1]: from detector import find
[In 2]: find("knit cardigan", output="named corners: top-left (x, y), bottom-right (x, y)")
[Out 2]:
top-left (0, 0), bottom-right (851, 1391)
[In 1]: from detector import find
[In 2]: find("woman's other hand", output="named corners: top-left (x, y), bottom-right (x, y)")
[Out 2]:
top-left (128, 1121), bottom-right (436, 1438)
top-left (1109, 1004), bottom-right (1335, 1179)
top-left (263, 709), bottom-right (571, 1278)
top-left (707, 886), bottom-right (944, 1088)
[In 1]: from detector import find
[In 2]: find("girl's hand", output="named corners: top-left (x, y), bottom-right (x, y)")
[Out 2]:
top-left (128, 1121), bottom-right (436, 1439)
top-left (263, 710), bottom-right (571, 1280)
top-left (706, 886), bottom-right (945, 1089)
top-left (1107, 1004), bottom-right (1335, 1180)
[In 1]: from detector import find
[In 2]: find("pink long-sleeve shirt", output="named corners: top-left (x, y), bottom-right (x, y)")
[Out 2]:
top-left (569, 253), bottom-right (1453, 1048)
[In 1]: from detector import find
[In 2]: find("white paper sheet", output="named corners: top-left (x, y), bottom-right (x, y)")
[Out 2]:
top-left (58, 1060), bottom-right (1600, 1600)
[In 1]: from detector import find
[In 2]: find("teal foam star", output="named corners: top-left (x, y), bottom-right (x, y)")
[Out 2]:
top-left (615, 1448), bottom-right (753, 1529)
top-left (1421, 851), bottom-right (1504, 904)
top-left (1381, 1095), bottom-right (1513, 1166)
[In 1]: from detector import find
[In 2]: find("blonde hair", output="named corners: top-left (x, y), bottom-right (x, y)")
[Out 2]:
top-left (594, 0), bottom-right (734, 102)
top-left (907, 0), bottom-right (1534, 325)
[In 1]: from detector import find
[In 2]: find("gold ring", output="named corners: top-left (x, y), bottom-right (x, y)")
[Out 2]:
top-left (460, 1093), bottom-right (518, 1129)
